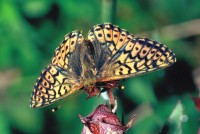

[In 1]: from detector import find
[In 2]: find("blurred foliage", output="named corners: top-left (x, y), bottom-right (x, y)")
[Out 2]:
top-left (0, 0), bottom-right (200, 134)
top-left (168, 101), bottom-right (184, 134)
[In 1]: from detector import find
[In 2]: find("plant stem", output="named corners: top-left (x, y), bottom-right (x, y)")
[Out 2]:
top-left (101, 0), bottom-right (116, 23)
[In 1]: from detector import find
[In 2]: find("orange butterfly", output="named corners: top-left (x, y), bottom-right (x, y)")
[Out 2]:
top-left (30, 23), bottom-right (176, 108)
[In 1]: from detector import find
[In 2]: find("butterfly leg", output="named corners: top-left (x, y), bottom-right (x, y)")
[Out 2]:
top-left (107, 88), bottom-right (115, 109)
top-left (103, 80), bottom-right (120, 110)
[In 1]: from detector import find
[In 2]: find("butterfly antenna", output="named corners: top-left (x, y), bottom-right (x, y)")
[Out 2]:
top-left (52, 100), bottom-right (66, 112)
top-left (52, 90), bottom-right (84, 112)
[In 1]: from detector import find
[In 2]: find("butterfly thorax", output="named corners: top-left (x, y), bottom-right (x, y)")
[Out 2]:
top-left (84, 84), bottom-right (100, 98)
top-left (83, 80), bottom-right (120, 98)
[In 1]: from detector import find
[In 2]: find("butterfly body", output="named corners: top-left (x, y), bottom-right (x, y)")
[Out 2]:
top-left (30, 23), bottom-right (176, 108)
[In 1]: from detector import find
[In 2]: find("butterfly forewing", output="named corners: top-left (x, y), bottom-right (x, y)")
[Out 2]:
top-left (51, 31), bottom-right (84, 69)
top-left (88, 23), bottom-right (176, 82)
top-left (30, 31), bottom-right (84, 108)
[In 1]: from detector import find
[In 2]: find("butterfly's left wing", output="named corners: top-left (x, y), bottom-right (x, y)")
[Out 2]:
top-left (88, 23), bottom-right (176, 82)
top-left (30, 31), bottom-right (85, 108)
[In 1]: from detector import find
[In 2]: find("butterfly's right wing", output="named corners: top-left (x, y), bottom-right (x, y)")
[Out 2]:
top-left (88, 23), bottom-right (176, 82)
top-left (30, 31), bottom-right (85, 108)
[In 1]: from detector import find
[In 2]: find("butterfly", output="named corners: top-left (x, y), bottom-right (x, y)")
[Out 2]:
top-left (30, 23), bottom-right (176, 108)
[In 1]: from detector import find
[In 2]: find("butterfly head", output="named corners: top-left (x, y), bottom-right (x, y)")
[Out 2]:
top-left (84, 85), bottom-right (101, 98)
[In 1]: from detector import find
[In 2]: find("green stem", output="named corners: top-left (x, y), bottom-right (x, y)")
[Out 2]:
top-left (101, 0), bottom-right (116, 23)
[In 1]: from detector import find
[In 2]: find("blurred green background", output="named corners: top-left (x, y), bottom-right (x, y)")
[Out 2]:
top-left (0, 0), bottom-right (200, 134)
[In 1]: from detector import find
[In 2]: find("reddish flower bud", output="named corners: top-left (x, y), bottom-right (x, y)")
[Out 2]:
top-left (79, 104), bottom-right (135, 134)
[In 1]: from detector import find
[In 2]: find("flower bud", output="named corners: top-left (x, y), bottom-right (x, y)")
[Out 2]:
top-left (79, 104), bottom-right (135, 134)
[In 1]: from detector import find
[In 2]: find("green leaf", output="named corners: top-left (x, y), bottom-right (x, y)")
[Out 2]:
top-left (124, 78), bottom-right (157, 104)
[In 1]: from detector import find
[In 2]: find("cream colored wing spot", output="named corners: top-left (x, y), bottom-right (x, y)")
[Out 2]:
top-left (115, 30), bottom-right (128, 50)
top-left (112, 25), bottom-right (120, 45)
top-left (88, 31), bottom-right (95, 42)
top-left (131, 41), bottom-right (143, 58)
top-left (93, 25), bottom-right (106, 43)
top-left (103, 23), bottom-right (113, 42)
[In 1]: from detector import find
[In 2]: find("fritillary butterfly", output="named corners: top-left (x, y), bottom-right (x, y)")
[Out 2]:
top-left (30, 23), bottom-right (176, 108)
